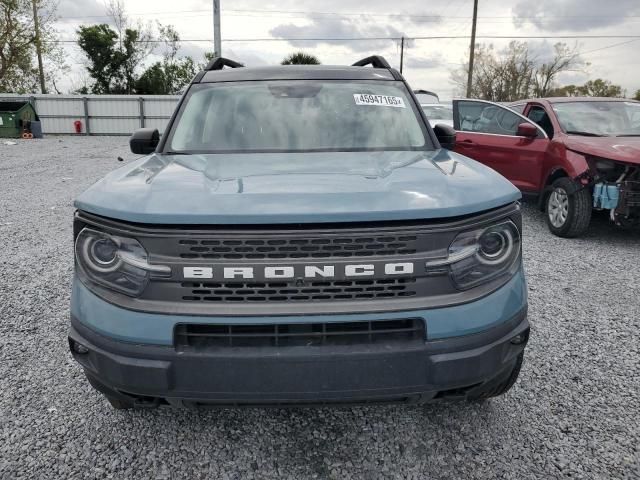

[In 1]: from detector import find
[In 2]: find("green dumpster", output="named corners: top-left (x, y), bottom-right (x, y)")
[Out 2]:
top-left (0, 101), bottom-right (39, 138)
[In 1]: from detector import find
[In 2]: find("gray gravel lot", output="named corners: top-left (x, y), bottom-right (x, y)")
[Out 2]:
top-left (0, 136), bottom-right (639, 479)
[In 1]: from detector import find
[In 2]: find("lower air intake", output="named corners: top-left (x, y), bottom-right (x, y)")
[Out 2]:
top-left (174, 318), bottom-right (425, 350)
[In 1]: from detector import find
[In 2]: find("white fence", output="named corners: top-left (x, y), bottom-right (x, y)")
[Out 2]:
top-left (0, 94), bottom-right (181, 135)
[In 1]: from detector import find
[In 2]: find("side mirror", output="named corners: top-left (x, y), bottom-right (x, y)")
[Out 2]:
top-left (433, 124), bottom-right (456, 150)
top-left (130, 128), bottom-right (159, 154)
top-left (516, 122), bottom-right (538, 138)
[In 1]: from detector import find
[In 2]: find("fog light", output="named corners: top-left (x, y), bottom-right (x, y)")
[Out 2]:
top-left (72, 341), bottom-right (89, 354)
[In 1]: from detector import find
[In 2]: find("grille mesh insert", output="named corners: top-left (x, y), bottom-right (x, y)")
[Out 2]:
top-left (174, 318), bottom-right (425, 349)
top-left (181, 278), bottom-right (417, 302)
top-left (177, 235), bottom-right (418, 260)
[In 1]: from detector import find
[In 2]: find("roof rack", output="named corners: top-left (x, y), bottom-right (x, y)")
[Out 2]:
top-left (352, 56), bottom-right (391, 69)
top-left (413, 89), bottom-right (440, 101)
top-left (204, 57), bottom-right (244, 71)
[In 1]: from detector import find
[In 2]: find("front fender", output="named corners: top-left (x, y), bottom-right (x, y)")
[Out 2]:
top-left (538, 149), bottom-right (591, 210)
top-left (564, 149), bottom-right (591, 179)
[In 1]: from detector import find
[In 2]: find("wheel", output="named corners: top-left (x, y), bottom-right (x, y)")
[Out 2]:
top-left (105, 395), bottom-right (134, 410)
top-left (469, 352), bottom-right (524, 400)
top-left (545, 177), bottom-right (592, 238)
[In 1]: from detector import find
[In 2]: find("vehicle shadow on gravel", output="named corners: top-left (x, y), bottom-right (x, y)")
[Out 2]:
top-left (104, 400), bottom-right (505, 477)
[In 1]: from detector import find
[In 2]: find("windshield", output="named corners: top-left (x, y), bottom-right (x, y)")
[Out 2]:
top-left (421, 105), bottom-right (453, 120)
top-left (168, 81), bottom-right (430, 153)
top-left (552, 101), bottom-right (640, 136)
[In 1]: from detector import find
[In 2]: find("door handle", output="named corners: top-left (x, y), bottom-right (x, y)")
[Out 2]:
top-left (458, 139), bottom-right (476, 146)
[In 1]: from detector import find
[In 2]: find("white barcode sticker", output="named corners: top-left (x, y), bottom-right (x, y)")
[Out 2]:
top-left (354, 94), bottom-right (406, 108)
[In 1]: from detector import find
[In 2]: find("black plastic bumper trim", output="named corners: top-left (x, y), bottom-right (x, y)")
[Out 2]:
top-left (69, 307), bottom-right (528, 405)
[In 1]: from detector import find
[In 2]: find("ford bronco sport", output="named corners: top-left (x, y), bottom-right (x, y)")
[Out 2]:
top-left (69, 56), bottom-right (529, 409)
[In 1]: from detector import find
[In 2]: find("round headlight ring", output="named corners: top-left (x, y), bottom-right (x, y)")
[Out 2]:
top-left (80, 234), bottom-right (122, 273)
top-left (477, 227), bottom-right (514, 266)
top-left (90, 238), bottom-right (119, 265)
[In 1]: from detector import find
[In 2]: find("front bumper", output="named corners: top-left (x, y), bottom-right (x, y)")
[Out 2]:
top-left (69, 307), bottom-right (528, 407)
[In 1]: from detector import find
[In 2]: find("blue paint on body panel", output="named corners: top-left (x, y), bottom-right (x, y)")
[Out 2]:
top-left (74, 149), bottom-right (520, 225)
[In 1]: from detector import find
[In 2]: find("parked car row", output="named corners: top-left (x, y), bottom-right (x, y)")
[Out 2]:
top-left (418, 92), bottom-right (640, 237)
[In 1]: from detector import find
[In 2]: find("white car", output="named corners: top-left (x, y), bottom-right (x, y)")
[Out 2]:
top-left (421, 103), bottom-right (454, 128)
top-left (413, 90), bottom-right (453, 128)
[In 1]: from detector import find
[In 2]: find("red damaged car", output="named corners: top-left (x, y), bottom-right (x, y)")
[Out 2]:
top-left (451, 97), bottom-right (640, 237)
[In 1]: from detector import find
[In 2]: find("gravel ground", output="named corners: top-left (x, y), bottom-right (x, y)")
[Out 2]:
top-left (0, 136), bottom-right (639, 480)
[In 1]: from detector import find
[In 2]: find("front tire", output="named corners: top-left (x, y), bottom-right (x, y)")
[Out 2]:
top-left (545, 177), bottom-right (592, 238)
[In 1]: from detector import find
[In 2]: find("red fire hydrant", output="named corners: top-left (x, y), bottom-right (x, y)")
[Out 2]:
top-left (74, 120), bottom-right (83, 134)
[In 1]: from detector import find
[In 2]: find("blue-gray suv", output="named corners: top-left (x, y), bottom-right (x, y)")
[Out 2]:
top-left (69, 56), bottom-right (529, 409)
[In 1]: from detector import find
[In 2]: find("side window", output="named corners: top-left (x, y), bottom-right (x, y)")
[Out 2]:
top-left (455, 101), bottom-right (523, 136)
top-left (526, 106), bottom-right (554, 139)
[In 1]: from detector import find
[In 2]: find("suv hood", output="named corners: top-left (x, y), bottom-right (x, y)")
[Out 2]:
top-left (75, 150), bottom-right (520, 224)
top-left (564, 136), bottom-right (640, 165)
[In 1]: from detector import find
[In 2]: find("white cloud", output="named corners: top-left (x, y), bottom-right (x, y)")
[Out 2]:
top-left (269, 16), bottom-right (414, 53)
top-left (512, 0), bottom-right (640, 32)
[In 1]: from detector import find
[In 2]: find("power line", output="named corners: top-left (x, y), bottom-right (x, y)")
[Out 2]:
top-left (55, 8), bottom-right (640, 20)
top-left (223, 34), bottom-right (640, 43)
top-left (578, 38), bottom-right (640, 55)
top-left (58, 11), bottom-right (640, 25)
top-left (46, 34), bottom-right (640, 44)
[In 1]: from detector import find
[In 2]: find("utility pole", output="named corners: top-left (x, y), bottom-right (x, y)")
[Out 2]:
top-left (466, 0), bottom-right (479, 98)
top-left (399, 37), bottom-right (405, 73)
top-left (213, 0), bottom-right (221, 58)
top-left (32, 0), bottom-right (46, 94)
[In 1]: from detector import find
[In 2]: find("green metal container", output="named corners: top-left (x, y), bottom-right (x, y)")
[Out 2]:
top-left (0, 101), bottom-right (39, 138)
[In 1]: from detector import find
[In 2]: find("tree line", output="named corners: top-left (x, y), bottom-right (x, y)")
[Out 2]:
top-left (452, 41), bottom-right (638, 101)
top-left (1, 0), bottom-right (639, 100)
top-left (0, 0), bottom-right (324, 95)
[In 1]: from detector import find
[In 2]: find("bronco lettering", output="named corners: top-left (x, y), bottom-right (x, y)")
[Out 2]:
top-left (183, 262), bottom-right (414, 279)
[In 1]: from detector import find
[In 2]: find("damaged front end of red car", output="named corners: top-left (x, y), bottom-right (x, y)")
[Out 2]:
top-left (583, 157), bottom-right (640, 227)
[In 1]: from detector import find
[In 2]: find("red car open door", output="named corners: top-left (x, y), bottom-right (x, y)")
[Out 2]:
top-left (452, 100), bottom-right (549, 193)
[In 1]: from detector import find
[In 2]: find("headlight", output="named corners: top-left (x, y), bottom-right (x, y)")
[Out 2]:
top-left (426, 220), bottom-right (521, 290)
top-left (75, 228), bottom-right (170, 297)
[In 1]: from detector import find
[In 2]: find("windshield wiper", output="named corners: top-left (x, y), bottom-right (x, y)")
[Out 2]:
top-left (616, 134), bottom-right (640, 137)
top-left (162, 151), bottom-right (190, 155)
top-left (565, 131), bottom-right (605, 137)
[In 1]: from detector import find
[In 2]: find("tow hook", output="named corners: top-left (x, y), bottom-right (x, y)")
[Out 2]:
top-left (133, 397), bottom-right (161, 409)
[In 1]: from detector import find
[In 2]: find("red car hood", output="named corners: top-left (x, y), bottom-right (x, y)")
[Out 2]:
top-left (563, 136), bottom-right (640, 165)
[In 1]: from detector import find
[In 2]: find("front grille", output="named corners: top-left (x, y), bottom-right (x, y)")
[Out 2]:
top-left (174, 318), bottom-right (425, 350)
top-left (77, 202), bottom-right (520, 315)
top-left (181, 278), bottom-right (418, 302)
top-left (177, 234), bottom-right (418, 260)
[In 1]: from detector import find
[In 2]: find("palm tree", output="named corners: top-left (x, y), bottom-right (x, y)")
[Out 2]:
top-left (281, 52), bottom-right (321, 65)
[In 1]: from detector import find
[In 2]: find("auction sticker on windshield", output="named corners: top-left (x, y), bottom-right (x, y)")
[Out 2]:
top-left (354, 94), bottom-right (406, 108)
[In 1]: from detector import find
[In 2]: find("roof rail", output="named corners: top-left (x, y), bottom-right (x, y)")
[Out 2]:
top-left (204, 57), bottom-right (244, 71)
top-left (352, 56), bottom-right (391, 69)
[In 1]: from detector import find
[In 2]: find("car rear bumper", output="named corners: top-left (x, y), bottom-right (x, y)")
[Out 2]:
top-left (69, 307), bottom-right (529, 407)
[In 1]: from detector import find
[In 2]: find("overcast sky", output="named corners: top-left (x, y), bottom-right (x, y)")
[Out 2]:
top-left (52, 0), bottom-right (640, 97)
